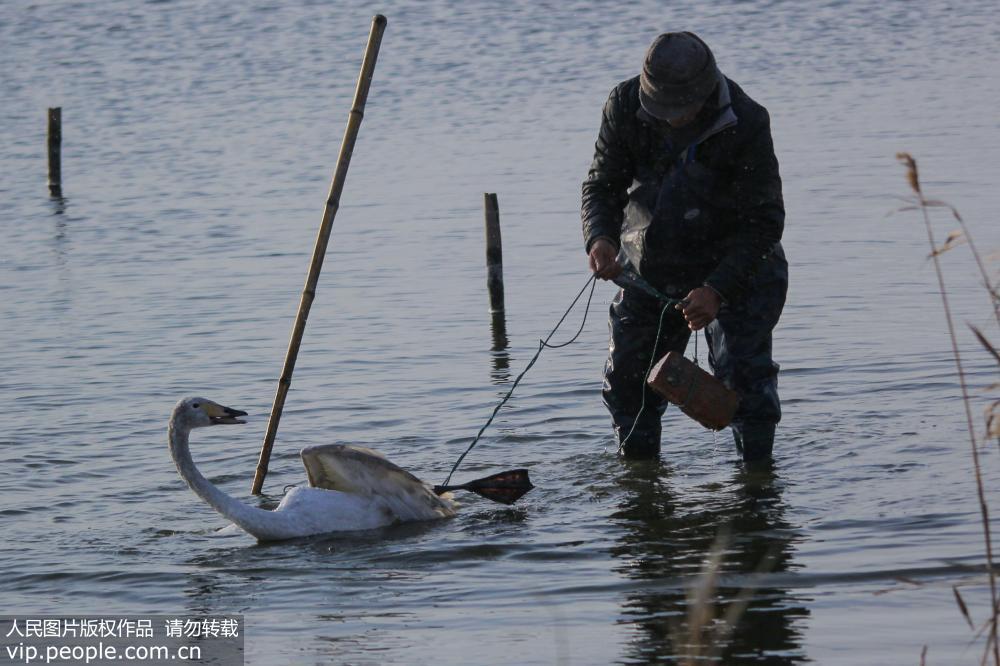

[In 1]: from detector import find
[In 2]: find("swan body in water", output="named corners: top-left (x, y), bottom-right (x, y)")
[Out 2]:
top-left (168, 397), bottom-right (456, 541)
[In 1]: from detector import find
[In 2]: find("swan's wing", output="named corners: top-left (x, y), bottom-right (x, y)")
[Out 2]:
top-left (300, 445), bottom-right (418, 492)
top-left (299, 445), bottom-right (456, 520)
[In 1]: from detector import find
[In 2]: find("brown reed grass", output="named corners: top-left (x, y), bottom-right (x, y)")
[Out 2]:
top-left (669, 529), bottom-right (776, 665)
top-left (894, 153), bottom-right (1000, 665)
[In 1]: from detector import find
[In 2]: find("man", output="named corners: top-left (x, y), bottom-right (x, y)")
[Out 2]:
top-left (582, 31), bottom-right (788, 462)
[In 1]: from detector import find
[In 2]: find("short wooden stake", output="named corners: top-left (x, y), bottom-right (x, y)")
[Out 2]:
top-left (484, 192), bottom-right (504, 313)
top-left (47, 107), bottom-right (62, 197)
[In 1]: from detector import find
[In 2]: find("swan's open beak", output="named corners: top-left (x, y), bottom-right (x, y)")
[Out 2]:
top-left (208, 404), bottom-right (248, 425)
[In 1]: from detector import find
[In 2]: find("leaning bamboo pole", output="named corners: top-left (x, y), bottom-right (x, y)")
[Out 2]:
top-left (252, 14), bottom-right (387, 494)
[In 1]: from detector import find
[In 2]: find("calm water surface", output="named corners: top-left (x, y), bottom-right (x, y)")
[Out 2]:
top-left (2, 1), bottom-right (1000, 663)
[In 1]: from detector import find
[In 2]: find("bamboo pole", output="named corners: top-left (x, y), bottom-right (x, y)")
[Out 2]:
top-left (47, 107), bottom-right (62, 197)
top-left (252, 14), bottom-right (387, 494)
top-left (484, 192), bottom-right (504, 313)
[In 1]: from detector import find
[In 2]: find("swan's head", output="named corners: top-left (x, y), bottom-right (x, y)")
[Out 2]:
top-left (173, 397), bottom-right (248, 429)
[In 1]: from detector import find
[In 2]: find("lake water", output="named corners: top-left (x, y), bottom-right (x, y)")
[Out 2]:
top-left (3, 0), bottom-right (1000, 663)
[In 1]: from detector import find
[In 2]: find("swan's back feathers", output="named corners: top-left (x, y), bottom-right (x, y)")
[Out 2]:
top-left (300, 445), bottom-right (456, 521)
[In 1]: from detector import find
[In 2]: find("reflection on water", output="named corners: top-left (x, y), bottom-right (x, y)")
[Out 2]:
top-left (611, 461), bottom-right (808, 663)
top-left (490, 310), bottom-right (510, 383)
top-left (48, 195), bottom-right (66, 216)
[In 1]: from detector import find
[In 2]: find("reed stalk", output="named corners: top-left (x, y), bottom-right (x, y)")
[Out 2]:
top-left (670, 529), bottom-right (776, 665)
top-left (895, 153), bottom-right (998, 665)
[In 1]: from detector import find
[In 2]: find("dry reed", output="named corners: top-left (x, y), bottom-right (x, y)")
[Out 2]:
top-left (669, 529), bottom-right (776, 665)
top-left (894, 153), bottom-right (1000, 664)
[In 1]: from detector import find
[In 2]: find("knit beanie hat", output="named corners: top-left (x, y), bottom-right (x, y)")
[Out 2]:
top-left (639, 32), bottom-right (721, 121)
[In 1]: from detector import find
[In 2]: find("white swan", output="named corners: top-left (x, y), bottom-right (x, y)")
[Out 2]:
top-left (168, 397), bottom-right (456, 541)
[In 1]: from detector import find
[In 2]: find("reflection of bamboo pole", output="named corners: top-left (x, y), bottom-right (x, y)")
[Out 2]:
top-left (484, 192), bottom-right (504, 313)
top-left (48, 107), bottom-right (62, 197)
top-left (252, 15), bottom-right (387, 495)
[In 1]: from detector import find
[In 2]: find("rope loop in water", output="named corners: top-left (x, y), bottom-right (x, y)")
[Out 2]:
top-left (442, 274), bottom-right (598, 486)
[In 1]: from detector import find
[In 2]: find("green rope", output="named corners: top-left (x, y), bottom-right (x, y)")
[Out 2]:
top-left (616, 299), bottom-right (675, 453)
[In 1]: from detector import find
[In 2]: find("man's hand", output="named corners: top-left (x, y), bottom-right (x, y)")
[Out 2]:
top-left (588, 238), bottom-right (622, 280)
top-left (676, 286), bottom-right (722, 331)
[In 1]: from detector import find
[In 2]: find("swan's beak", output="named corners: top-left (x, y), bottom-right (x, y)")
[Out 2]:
top-left (207, 404), bottom-right (248, 425)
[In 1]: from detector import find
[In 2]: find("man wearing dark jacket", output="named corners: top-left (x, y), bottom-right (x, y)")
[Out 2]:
top-left (582, 31), bottom-right (788, 462)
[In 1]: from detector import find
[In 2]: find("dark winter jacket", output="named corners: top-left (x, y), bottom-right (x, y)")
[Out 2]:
top-left (581, 75), bottom-right (784, 302)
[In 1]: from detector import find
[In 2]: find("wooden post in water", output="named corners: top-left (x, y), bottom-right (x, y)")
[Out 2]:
top-left (484, 193), bottom-right (509, 381)
top-left (251, 14), bottom-right (387, 495)
top-left (484, 192), bottom-right (504, 313)
top-left (47, 107), bottom-right (62, 197)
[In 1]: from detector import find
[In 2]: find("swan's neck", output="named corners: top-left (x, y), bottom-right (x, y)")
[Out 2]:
top-left (168, 418), bottom-right (288, 540)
